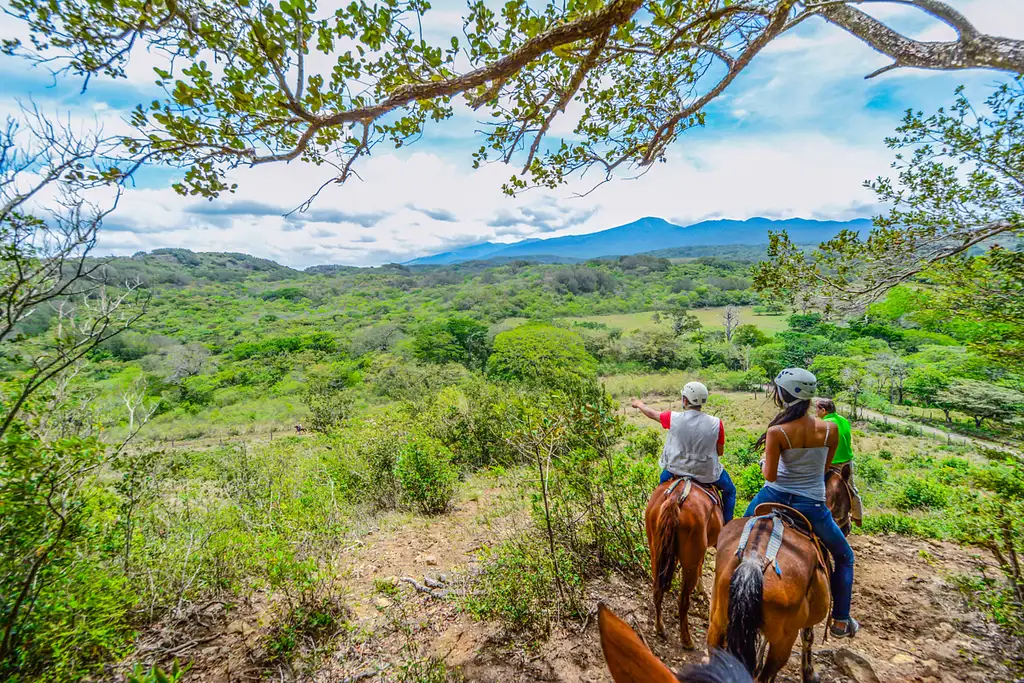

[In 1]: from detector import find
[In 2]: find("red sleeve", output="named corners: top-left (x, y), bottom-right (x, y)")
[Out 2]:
top-left (717, 420), bottom-right (725, 447)
top-left (659, 411), bottom-right (672, 430)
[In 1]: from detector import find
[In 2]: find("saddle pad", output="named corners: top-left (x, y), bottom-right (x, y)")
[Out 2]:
top-left (735, 513), bottom-right (784, 576)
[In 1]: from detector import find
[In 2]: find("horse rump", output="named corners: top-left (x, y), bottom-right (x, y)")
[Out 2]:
top-left (726, 556), bottom-right (764, 674)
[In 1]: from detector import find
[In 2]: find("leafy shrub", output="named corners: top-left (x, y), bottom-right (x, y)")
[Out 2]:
top-left (855, 456), bottom-right (887, 485)
top-left (462, 536), bottom-right (583, 635)
top-left (412, 317), bottom-right (490, 369)
top-left (893, 477), bottom-right (949, 511)
top-left (877, 449), bottom-right (893, 460)
top-left (126, 660), bottom-right (189, 683)
top-left (396, 434), bottom-right (459, 514)
top-left (261, 287), bottom-right (307, 302)
top-left (487, 324), bottom-right (596, 389)
top-left (734, 462), bottom-right (765, 501)
top-left (302, 384), bottom-right (355, 433)
top-left (934, 456), bottom-right (972, 485)
top-left (622, 427), bottom-right (662, 461)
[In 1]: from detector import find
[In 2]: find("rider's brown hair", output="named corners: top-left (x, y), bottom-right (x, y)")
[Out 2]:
top-left (815, 398), bottom-right (837, 414)
top-left (755, 384), bottom-right (810, 451)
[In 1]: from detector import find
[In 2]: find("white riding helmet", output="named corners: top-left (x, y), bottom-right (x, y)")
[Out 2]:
top-left (681, 381), bottom-right (709, 406)
top-left (774, 368), bottom-right (817, 403)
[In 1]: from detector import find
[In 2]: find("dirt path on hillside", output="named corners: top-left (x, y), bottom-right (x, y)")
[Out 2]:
top-left (317, 483), bottom-right (1016, 683)
top-left (124, 479), bottom-right (1018, 683)
top-left (852, 407), bottom-right (1021, 457)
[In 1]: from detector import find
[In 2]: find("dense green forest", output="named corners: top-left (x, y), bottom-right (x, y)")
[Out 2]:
top-left (2, 238), bottom-right (1022, 680)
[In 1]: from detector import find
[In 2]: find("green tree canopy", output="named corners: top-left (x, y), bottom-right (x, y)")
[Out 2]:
top-left (732, 324), bottom-right (770, 348)
top-left (412, 316), bottom-right (490, 369)
top-left (487, 324), bottom-right (596, 389)
top-left (936, 379), bottom-right (1024, 428)
top-left (3, 1), bottom-right (1022, 200)
top-left (756, 80), bottom-right (1023, 318)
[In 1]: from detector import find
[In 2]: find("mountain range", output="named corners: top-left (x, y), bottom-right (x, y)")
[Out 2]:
top-left (404, 216), bottom-right (872, 265)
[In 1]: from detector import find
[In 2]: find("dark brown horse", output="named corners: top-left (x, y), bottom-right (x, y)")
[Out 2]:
top-left (646, 477), bottom-right (724, 649)
top-left (825, 463), bottom-right (853, 536)
top-left (598, 603), bottom-right (753, 683)
top-left (707, 505), bottom-right (830, 682)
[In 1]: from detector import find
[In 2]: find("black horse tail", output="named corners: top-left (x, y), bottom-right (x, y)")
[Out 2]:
top-left (655, 496), bottom-right (680, 594)
top-left (727, 556), bottom-right (764, 674)
top-left (679, 649), bottom-right (755, 683)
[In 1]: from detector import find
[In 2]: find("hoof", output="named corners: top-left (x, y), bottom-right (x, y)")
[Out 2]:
top-left (655, 623), bottom-right (666, 638)
top-left (803, 672), bottom-right (820, 683)
top-left (681, 638), bottom-right (696, 651)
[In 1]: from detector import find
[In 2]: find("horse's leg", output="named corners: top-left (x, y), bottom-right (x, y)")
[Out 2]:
top-left (800, 627), bottom-right (819, 683)
top-left (678, 560), bottom-right (700, 650)
top-left (759, 631), bottom-right (798, 683)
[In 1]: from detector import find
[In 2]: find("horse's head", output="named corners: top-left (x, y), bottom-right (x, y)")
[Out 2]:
top-left (825, 464), bottom-right (853, 534)
top-left (598, 603), bottom-right (753, 683)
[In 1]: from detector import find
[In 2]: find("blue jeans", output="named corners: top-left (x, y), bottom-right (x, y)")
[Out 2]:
top-left (660, 469), bottom-right (737, 524)
top-left (744, 487), bottom-right (855, 620)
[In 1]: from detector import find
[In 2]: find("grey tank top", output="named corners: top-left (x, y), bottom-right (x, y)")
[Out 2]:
top-left (766, 422), bottom-right (831, 502)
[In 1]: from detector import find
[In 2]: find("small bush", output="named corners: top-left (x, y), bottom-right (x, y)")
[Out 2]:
top-left (855, 456), bottom-right (887, 486)
top-left (622, 427), bottom-right (662, 461)
top-left (462, 536), bottom-right (583, 635)
top-left (893, 477), bottom-right (949, 511)
top-left (734, 462), bottom-right (765, 501)
top-left (877, 449), bottom-right (893, 460)
top-left (861, 512), bottom-right (923, 536)
top-left (396, 434), bottom-right (459, 514)
top-left (935, 456), bottom-right (972, 485)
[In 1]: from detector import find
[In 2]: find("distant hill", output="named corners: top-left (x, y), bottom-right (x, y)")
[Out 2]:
top-left (89, 248), bottom-right (302, 287)
top-left (405, 216), bottom-right (871, 265)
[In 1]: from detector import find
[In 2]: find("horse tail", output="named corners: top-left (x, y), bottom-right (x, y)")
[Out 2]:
top-left (654, 497), bottom-right (680, 594)
top-left (726, 556), bottom-right (764, 674)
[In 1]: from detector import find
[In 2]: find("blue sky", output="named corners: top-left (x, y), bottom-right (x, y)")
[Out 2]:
top-left (1, 0), bottom-right (1021, 267)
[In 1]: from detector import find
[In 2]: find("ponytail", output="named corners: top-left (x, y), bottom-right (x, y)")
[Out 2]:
top-left (755, 384), bottom-right (811, 451)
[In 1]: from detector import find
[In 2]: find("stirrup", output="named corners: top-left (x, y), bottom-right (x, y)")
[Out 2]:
top-left (830, 616), bottom-right (860, 639)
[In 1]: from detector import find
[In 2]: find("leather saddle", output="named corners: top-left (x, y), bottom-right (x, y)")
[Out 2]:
top-left (750, 503), bottom-right (832, 579)
top-left (664, 475), bottom-right (722, 509)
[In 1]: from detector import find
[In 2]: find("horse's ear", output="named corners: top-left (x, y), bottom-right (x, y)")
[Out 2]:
top-left (841, 463), bottom-right (852, 481)
top-left (598, 603), bottom-right (678, 683)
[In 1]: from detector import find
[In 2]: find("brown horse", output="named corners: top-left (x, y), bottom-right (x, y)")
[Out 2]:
top-left (706, 506), bottom-right (831, 682)
top-left (825, 463), bottom-right (853, 536)
top-left (646, 477), bottom-right (724, 649)
top-left (598, 603), bottom-right (753, 683)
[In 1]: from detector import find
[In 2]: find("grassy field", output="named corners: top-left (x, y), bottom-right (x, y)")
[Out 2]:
top-left (557, 306), bottom-right (789, 333)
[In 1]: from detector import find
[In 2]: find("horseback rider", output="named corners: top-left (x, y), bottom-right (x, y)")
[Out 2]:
top-left (744, 368), bottom-right (859, 639)
top-left (816, 398), bottom-right (864, 527)
top-left (631, 382), bottom-right (737, 523)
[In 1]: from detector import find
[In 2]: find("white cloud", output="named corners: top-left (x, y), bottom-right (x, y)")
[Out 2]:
top-left (92, 130), bottom-right (887, 267)
top-left (6, 0), bottom-right (1022, 268)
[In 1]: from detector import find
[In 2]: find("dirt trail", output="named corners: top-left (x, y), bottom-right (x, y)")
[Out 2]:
top-left (128, 479), bottom-right (1016, 683)
top-left (321, 482), bottom-right (1015, 683)
top-left (852, 407), bottom-right (1021, 457)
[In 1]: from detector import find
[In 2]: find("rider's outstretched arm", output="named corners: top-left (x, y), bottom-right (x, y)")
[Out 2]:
top-left (630, 398), bottom-right (662, 423)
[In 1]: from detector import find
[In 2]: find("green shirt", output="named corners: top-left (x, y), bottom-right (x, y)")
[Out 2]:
top-left (823, 412), bottom-right (853, 464)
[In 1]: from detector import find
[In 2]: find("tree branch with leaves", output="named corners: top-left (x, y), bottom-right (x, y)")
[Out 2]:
top-left (4, 0), bottom-right (1022, 204)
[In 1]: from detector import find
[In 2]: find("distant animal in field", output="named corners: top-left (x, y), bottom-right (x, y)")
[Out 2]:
top-left (294, 424), bottom-right (306, 434)
top-left (707, 505), bottom-right (830, 682)
top-left (598, 603), bottom-right (753, 683)
top-left (825, 464), bottom-right (853, 536)
top-left (647, 476), bottom-right (724, 649)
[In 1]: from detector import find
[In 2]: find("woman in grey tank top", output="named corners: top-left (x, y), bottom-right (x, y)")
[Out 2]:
top-left (743, 368), bottom-right (860, 639)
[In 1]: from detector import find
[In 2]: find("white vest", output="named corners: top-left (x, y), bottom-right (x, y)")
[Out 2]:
top-left (660, 410), bottom-right (723, 484)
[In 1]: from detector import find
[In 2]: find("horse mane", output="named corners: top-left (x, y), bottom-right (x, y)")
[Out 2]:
top-left (676, 649), bottom-right (754, 683)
